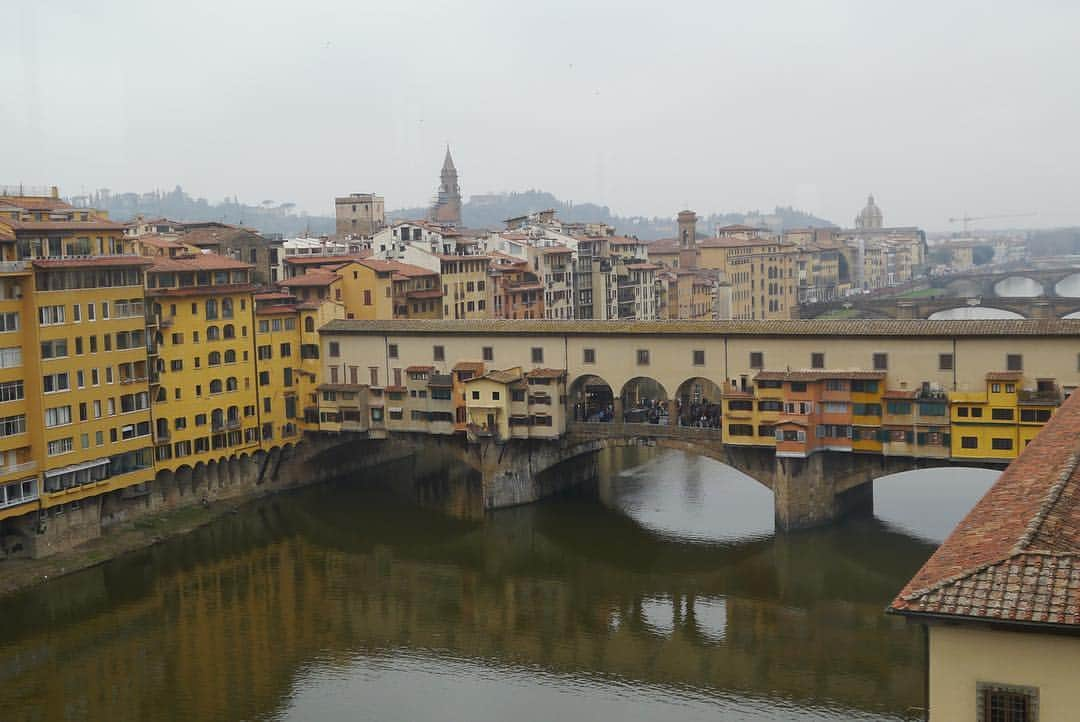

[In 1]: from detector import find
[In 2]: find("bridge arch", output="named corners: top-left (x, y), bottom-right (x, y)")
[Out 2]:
top-left (1055, 273), bottom-right (1080, 298)
top-left (674, 376), bottom-right (724, 427)
top-left (569, 374), bottom-right (615, 422)
top-left (619, 377), bottom-right (668, 423)
top-left (993, 276), bottom-right (1044, 297)
top-left (928, 306), bottom-right (1025, 320)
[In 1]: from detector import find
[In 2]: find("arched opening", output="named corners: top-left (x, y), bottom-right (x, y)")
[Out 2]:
top-left (304, 316), bottom-right (315, 333)
top-left (928, 307), bottom-right (1024, 320)
top-left (209, 379), bottom-right (223, 394)
top-left (674, 377), bottom-right (724, 428)
top-left (1055, 273), bottom-right (1080, 298)
top-left (223, 324), bottom-right (235, 339)
top-left (224, 349), bottom-right (236, 363)
top-left (993, 276), bottom-right (1042, 298)
top-left (569, 374), bottom-right (614, 422)
top-left (221, 298), bottom-right (234, 318)
top-left (207, 325), bottom-right (221, 341)
top-left (208, 351), bottom-right (221, 366)
top-left (1063, 311), bottom-right (1080, 319)
top-left (620, 377), bottom-right (668, 424)
top-left (226, 377), bottom-right (238, 392)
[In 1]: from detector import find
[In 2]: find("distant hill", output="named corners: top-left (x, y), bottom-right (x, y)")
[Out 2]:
top-left (1027, 227), bottom-right (1080, 257)
top-left (72, 186), bottom-right (335, 237)
top-left (75, 185), bottom-right (835, 241)
top-left (391, 190), bottom-right (835, 240)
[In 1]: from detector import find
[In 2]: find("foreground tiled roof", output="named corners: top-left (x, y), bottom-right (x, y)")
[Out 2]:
top-left (890, 391), bottom-right (1080, 627)
top-left (317, 318), bottom-right (1080, 338)
top-left (148, 253), bottom-right (253, 272)
top-left (526, 368), bottom-right (567, 379)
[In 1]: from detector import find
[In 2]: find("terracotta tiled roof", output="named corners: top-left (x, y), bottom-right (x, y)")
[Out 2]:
top-left (4, 218), bottom-right (127, 232)
top-left (318, 319), bottom-right (1080, 338)
top-left (148, 253), bottom-right (254, 272)
top-left (317, 383), bottom-right (367, 392)
top-left (647, 238), bottom-right (679, 252)
top-left (32, 255), bottom-right (152, 268)
top-left (137, 236), bottom-right (186, 249)
top-left (279, 270), bottom-right (340, 287)
top-left (452, 361), bottom-right (484, 373)
top-left (405, 365), bottom-right (434, 373)
top-left (986, 371), bottom-right (1024, 380)
top-left (406, 288), bottom-right (442, 299)
top-left (625, 263), bottom-right (660, 271)
top-left (526, 368), bottom-right (566, 379)
top-left (754, 369), bottom-right (887, 381)
top-left (890, 391), bottom-right (1080, 628)
top-left (882, 389), bottom-right (918, 399)
top-left (178, 225), bottom-right (261, 246)
top-left (255, 305), bottom-right (298, 315)
top-left (0, 196), bottom-right (74, 211)
top-left (284, 253), bottom-right (371, 266)
top-left (254, 291), bottom-right (295, 301)
top-left (149, 284), bottom-right (258, 298)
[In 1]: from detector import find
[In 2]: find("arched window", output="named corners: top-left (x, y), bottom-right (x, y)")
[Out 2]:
top-left (209, 379), bottom-right (223, 394)
top-left (224, 349), bottom-right (236, 363)
top-left (304, 316), bottom-right (315, 333)
top-left (223, 324), bottom-right (235, 339)
top-left (208, 351), bottom-right (222, 366)
top-left (226, 377), bottom-right (238, 392)
top-left (227, 406), bottom-right (239, 422)
top-left (207, 326), bottom-right (220, 341)
top-left (211, 408), bottom-right (224, 429)
top-left (221, 298), bottom-right (234, 319)
top-left (205, 299), bottom-right (218, 320)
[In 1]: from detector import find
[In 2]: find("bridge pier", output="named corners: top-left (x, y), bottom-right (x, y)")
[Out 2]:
top-left (771, 453), bottom-right (877, 531)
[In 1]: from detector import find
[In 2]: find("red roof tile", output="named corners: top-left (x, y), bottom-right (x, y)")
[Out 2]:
top-left (755, 369), bottom-right (886, 381)
top-left (526, 368), bottom-right (566, 379)
top-left (32, 255), bottom-right (152, 269)
top-left (148, 253), bottom-right (254, 272)
top-left (890, 391), bottom-right (1080, 628)
top-left (279, 271), bottom-right (340, 288)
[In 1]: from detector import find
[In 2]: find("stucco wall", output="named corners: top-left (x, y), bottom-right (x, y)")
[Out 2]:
top-left (929, 624), bottom-right (1080, 721)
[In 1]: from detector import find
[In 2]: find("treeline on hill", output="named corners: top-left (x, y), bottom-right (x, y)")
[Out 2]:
top-left (74, 186), bottom-right (335, 237)
top-left (77, 185), bottom-right (835, 240)
top-left (391, 190), bottom-right (835, 240)
top-left (1027, 228), bottom-right (1080, 257)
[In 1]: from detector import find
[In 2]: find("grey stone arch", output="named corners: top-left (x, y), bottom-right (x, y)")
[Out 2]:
top-left (191, 461), bottom-right (207, 496)
top-left (569, 373), bottom-right (615, 422)
top-left (927, 306), bottom-right (1025, 320)
top-left (1054, 272), bottom-right (1080, 298)
top-left (674, 376), bottom-right (725, 427)
top-left (992, 275), bottom-right (1044, 298)
top-left (619, 377), bottom-right (669, 423)
top-left (943, 277), bottom-right (981, 297)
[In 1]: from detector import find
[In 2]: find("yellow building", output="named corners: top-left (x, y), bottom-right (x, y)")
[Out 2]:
top-left (440, 255), bottom-right (490, 319)
top-left (697, 237), bottom-right (798, 320)
top-left (145, 254), bottom-right (262, 473)
top-left (283, 258), bottom-right (441, 321)
top-left (0, 191), bottom-right (156, 554)
top-left (949, 371), bottom-right (1025, 461)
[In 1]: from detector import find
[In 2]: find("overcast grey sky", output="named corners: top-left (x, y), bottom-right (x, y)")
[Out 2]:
top-left (3, 1), bottom-right (1078, 229)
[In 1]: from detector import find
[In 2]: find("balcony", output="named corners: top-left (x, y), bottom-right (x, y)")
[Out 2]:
top-left (154, 430), bottom-right (171, 445)
top-left (0, 460), bottom-right (37, 477)
top-left (0, 261), bottom-right (30, 274)
top-left (1019, 388), bottom-right (1061, 405)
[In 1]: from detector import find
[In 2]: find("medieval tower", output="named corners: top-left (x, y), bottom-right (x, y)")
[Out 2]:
top-left (430, 146), bottom-right (462, 226)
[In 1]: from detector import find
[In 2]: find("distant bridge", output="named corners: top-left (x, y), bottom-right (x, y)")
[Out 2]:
top-left (798, 296), bottom-right (1080, 320)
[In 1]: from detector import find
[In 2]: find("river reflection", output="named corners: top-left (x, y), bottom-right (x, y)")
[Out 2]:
top-left (0, 448), bottom-right (995, 722)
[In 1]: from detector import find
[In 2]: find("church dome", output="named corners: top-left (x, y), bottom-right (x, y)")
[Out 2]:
top-left (855, 194), bottom-right (883, 230)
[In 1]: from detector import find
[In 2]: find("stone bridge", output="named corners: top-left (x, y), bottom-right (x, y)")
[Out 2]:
top-left (328, 424), bottom-right (1003, 532)
top-left (799, 296), bottom-right (1080, 320)
top-left (930, 266), bottom-right (1080, 298)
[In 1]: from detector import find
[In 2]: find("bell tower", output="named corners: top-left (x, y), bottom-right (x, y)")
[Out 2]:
top-left (677, 209), bottom-right (698, 269)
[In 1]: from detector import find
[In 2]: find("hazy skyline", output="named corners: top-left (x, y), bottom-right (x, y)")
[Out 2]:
top-left (4, 1), bottom-right (1078, 230)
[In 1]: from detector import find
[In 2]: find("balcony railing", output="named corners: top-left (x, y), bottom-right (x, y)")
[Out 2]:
top-left (0, 261), bottom-right (30, 274)
top-left (0, 460), bottom-right (37, 477)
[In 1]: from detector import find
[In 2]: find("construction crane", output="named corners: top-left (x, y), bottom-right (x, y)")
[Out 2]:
top-left (947, 212), bottom-right (1037, 235)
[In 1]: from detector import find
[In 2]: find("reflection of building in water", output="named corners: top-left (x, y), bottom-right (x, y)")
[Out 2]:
top-left (0, 488), bottom-right (926, 721)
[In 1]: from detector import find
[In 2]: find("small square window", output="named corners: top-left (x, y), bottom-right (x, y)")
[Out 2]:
top-left (329, 341), bottom-right (340, 357)
top-left (583, 348), bottom-right (596, 364)
top-left (636, 349), bottom-right (650, 365)
top-left (939, 353), bottom-right (954, 371)
top-left (749, 352), bottom-right (764, 369)
top-left (388, 344), bottom-right (398, 358)
top-left (811, 352), bottom-right (825, 369)
top-left (531, 347), bottom-right (543, 364)
top-left (482, 346), bottom-right (494, 361)
top-left (1006, 354), bottom-right (1023, 371)
top-left (471, 390), bottom-right (480, 400)
top-left (434, 345), bottom-right (445, 362)
top-left (692, 350), bottom-right (705, 366)
top-left (873, 353), bottom-right (888, 370)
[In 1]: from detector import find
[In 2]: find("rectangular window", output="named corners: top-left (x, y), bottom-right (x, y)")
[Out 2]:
top-left (329, 341), bottom-right (340, 357)
top-left (961, 436), bottom-right (979, 449)
top-left (636, 349), bottom-right (650, 365)
top-left (47, 437), bottom-right (73, 456)
top-left (971, 407), bottom-right (983, 418)
top-left (583, 348), bottom-right (596, 364)
top-left (980, 683), bottom-right (1036, 722)
top-left (1006, 354), bottom-right (1023, 371)
top-left (0, 414), bottom-right (26, 438)
top-left (0, 347), bottom-right (21, 369)
top-left (38, 305), bottom-right (65, 325)
top-left (388, 344), bottom-right (398, 359)
top-left (280, 343), bottom-right (292, 358)
top-left (991, 437), bottom-right (1014, 450)
top-left (790, 382), bottom-right (808, 393)
top-left (1020, 408), bottom-right (1052, 423)
top-left (811, 352), bottom-right (825, 369)
top-left (482, 346), bottom-right (494, 361)
top-left (886, 400), bottom-right (912, 415)
top-left (939, 353), bottom-right (954, 371)
top-left (433, 345), bottom-right (445, 361)
top-left (40, 339), bottom-right (68, 359)
top-left (42, 372), bottom-right (70, 393)
top-left (749, 352), bottom-right (763, 369)
top-left (872, 353), bottom-right (888, 370)
top-left (531, 347), bottom-right (543, 363)
top-left (0, 380), bottom-right (24, 403)
top-left (44, 405), bottom-right (72, 427)
top-left (0, 312), bottom-right (18, 332)
top-left (692, 349), bottom-right (705, 366)
top-left (258, 345), bottom-right (272, 360)
top-left (991, 408), bottom-right (1015, 420)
